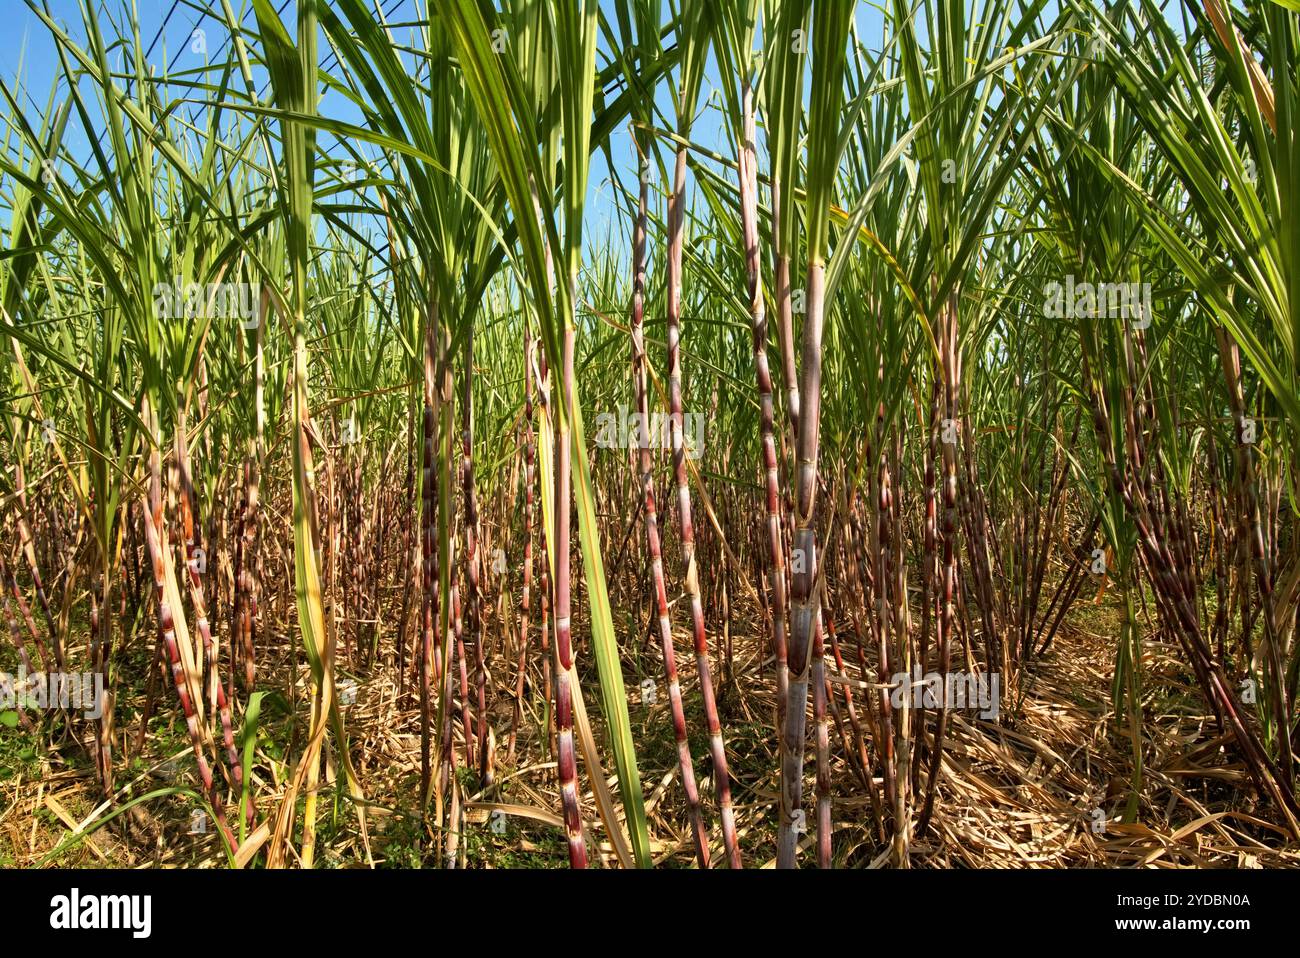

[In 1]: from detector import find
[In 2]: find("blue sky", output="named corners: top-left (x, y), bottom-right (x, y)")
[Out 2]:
top-left (0, 1), bottom-right (896, 261)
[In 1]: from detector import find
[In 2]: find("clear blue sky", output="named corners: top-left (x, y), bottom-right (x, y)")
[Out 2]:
top-left (0, 1), bottom-right (894, 262)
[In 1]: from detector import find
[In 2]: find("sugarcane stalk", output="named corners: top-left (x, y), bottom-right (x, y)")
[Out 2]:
top-left (554, 314), bottom-right (587, 868)
top-left (665, 134), bottom-right (742, 870)
top-left (462, 326), bottom-right (488, 785)
top-left (508, 330), bottom-right (537, 765)
top-left (175, 397), bottom-right (243, 801)
top-left (420, 298), bottom-right (438, 810)
top-left (779, 259), bottom-right (826, 869)
top-left (631, 135), bottom-right (710, 867)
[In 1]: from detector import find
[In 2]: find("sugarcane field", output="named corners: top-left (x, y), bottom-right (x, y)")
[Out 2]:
top-left (2, 0), bottom-right (1300, 883)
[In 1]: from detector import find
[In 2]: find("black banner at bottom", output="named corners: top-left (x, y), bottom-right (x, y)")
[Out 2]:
top-left (0, 866), bottom-right (1284, 946)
